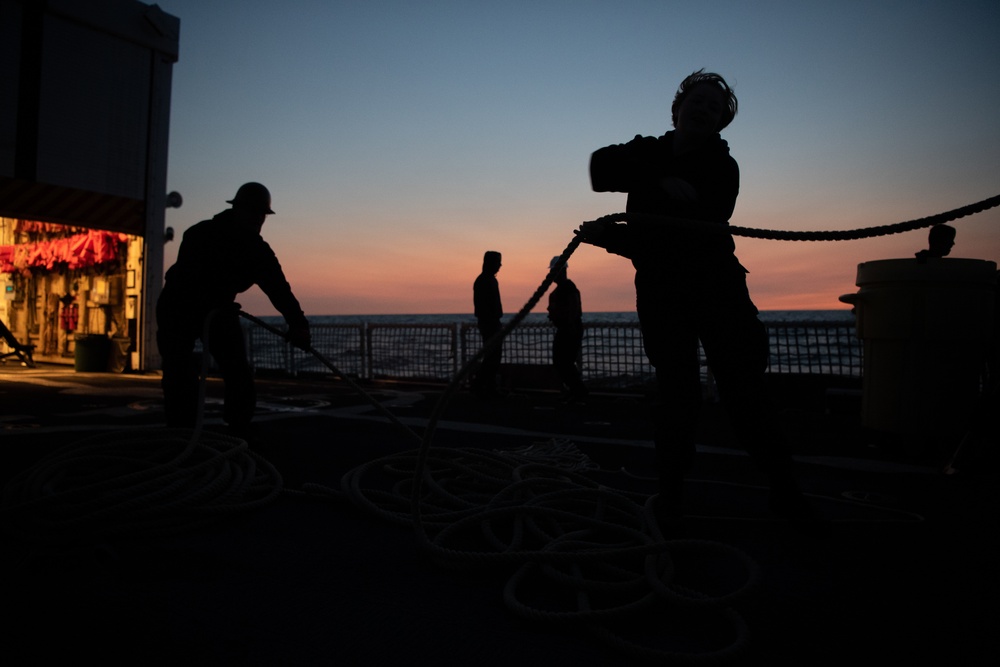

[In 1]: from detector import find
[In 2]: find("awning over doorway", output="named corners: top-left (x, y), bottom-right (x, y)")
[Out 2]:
top-left (0, 227), bottom-right (128, 274)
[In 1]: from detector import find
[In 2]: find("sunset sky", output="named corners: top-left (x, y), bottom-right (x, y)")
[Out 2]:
top-left (156, 0), bottom-right (1000, 316)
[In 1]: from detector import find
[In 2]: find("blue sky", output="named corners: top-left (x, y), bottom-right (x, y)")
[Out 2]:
top-left (156, 0), bottom-right (1000, 315)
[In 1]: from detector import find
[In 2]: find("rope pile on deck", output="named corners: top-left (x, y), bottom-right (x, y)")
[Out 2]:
top-left (334, 439), bottom-right (759, 663)
top-left (1, 428), bottom-right (282, 549)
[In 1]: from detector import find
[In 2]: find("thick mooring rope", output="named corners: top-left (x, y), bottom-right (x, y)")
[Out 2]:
top-left (594, 193), bottom-right (1000, 242)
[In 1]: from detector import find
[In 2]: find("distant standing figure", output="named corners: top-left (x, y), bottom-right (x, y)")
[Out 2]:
top-left (472, 251), bottom-right (503, 397)
top-left (547, 257), bottom-right (588, 400)
top-left (156, 183), bottom-right (311, 438)
top-left (578, 70), bottom-right (816, 524)
top-left (915, 224), bottom-right (956, 263)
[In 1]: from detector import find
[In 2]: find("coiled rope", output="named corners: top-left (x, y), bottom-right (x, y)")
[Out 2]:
top-left (1, 308), bottom-right (285, 552)
top-left (1, 428), bottom-right (282, 547)
top-left (342, 440), bottom-right (758, 662)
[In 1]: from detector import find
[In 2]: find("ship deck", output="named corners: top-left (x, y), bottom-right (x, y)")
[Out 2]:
top-left (2, 364), bottom-right (997, 665)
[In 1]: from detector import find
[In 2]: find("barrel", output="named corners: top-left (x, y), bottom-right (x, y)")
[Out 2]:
top-left (839, 258), bottom-right (997, 435)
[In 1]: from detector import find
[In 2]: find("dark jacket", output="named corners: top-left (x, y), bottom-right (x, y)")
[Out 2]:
top-left (590, 131), bottom-right (740, 277)
top-left (160, 210), bottom-right (307, 329)
top-left (547, 279), bottom-right (582, 331)
top-left (473, 273), bottom-right (502, 326)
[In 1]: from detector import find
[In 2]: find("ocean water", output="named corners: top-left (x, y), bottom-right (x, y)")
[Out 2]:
top-left (301, 310), bottom-right (855, 327)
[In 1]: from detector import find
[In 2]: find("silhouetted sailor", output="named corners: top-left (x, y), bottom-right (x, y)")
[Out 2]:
top-left (547, 257), bottom-right (588, 401)
top-left (472, 251), bottom-right (503, 398)
top-left (915, 224), bottom-right (956, 263)
top-left (579, 70), bottom-right (817, 525)
top-left (156, 183), bottom-right (310, 439)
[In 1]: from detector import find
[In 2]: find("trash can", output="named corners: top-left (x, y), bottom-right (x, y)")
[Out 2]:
top-left (839, 258), bottom-right (997, 435)
top-left (74, 334), bottom-right (111, 372)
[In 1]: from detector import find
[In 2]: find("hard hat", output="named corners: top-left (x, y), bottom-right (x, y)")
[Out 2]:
top-left (227, 182), bottom-right (275, 214)
top-left (550, 256), bottom-right (565, 270)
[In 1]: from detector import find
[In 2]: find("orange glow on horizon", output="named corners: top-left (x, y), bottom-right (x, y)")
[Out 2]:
top-left (232, 207), bottom-right (1000, 318)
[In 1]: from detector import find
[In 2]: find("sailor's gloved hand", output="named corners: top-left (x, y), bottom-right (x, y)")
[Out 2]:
top-left (287, 323), bottom-right (311, 350)
top-left (575, 219), bottom-right (613, 248)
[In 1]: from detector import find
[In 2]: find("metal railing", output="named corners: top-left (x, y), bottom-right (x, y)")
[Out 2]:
top-left (768, 321), bottom-right (861, 375)
top-left (244, 319), bottom-right (862, 389)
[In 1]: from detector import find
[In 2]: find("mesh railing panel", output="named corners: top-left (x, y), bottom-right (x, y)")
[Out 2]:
top-left (367, 324), bottom-right (458, 380)
top-left (246, 323), bottom-right (365, 377)
top-left (244, 319), bottom-right (863, 386)
top-left (767, 321), bottom-right (861, 376)
top-left (464, 322), bottom-right (554, 366)
top-left (245, 323), bottom-right (290, 372)
top-left (294, 324), bottom-right (365, 377)
top-left (579, 323), bottom-right (656, 389)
